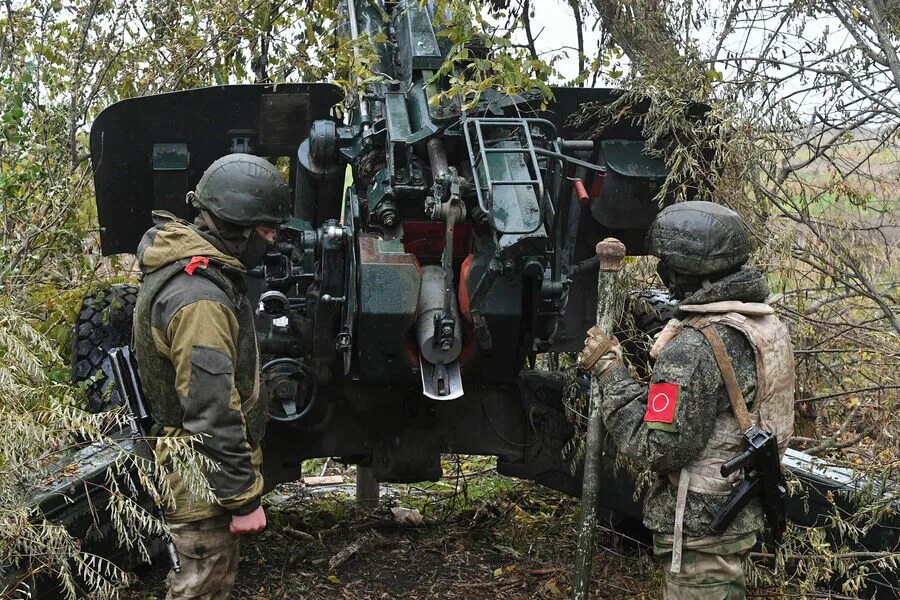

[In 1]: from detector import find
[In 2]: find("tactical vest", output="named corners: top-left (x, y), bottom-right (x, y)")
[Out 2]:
top-left (665, 305), bottom-right (795, 495)
top-left (133, 258), bottom-right (266, 445)
top-left (654, 301), bottom-right (795, 572)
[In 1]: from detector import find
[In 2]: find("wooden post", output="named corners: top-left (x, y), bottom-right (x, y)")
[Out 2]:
top-left (572, 237), bottom-right (626, 600)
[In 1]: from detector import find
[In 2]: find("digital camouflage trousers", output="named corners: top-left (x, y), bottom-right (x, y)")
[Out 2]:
top-left (654, 532), bottom-right (757, 600)
top-left (166, 515), bottom-right (240, 600)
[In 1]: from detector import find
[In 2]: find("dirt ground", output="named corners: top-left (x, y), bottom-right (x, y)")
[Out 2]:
top-left (118, 470), bottom-right (664, 600)
top-left (113, 468), bottom-right (891, 599)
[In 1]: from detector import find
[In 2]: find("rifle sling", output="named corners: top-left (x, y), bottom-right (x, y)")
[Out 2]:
top-left (692, 321), bottom-right (754, 433)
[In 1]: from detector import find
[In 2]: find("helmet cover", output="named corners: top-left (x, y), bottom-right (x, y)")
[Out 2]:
top-left (194, 153), bottom-right (290, 226)
top-left (647, 201), bottom-right (753, 276)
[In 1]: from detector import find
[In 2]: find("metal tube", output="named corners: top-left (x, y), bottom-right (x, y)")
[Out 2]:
top-left (416, 265), bottom-right (463, 364)
top-left (560, 140), bottom-right (595, 152)
top-left (345, 0), bottom-right (371, 130)
top-left (356, 466), bottom-right (379, 508)
top-left (427, 138), bottom-right (449, 180)
top-left (533, 147), bottom-right (605, 173)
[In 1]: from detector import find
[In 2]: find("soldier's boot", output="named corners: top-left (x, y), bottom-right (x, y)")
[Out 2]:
top-left (166, 515), bottom-right (240, 600)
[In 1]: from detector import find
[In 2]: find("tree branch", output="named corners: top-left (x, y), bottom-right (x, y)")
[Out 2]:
top-left (806, 428), bottom-right (873, 456)
top-left (709, 0), bottom-right (741, 64)
top-left (795, 385), bottom-right (900, 404)
top-left (568, 0), bottom-right (584, 77)
top-left (520, 0), bottom-right (538, 62)
top-left (864, 0), bottom-right (900, 91)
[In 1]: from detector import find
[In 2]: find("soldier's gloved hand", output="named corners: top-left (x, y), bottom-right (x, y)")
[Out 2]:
top-left (578, 326), bottom-right (623, 374)
top-left (230, 505), bottom-right (267, 535)
top-left (593, 347), bottom-right (623, 376)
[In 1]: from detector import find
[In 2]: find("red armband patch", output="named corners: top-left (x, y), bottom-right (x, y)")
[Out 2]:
top-left (184, 256), bottom-right (209, 275)
top-left (644, 382), bottom-right (679, 424)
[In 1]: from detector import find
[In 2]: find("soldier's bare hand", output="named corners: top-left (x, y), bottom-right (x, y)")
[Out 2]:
top-left (230, 506), bottom-right (267, 535)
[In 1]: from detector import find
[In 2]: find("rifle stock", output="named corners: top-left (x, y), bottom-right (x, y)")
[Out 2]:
top-left (710, 427), bottom-right (787, 544)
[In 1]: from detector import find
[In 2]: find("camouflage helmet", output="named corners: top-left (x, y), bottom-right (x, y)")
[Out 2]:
top-left (193, 153), bottom-right (291, 226)
top-left (647, 201), bottom-right (753, 276)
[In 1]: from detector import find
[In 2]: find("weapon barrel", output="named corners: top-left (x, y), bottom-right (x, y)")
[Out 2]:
top-left (108, 346), bottom-right (182, 572)
top-left (162, 512), bottom-right (182, 573)
top-left (344, 0), bottom-right (370, 128)
top-left (110, 347), bottom-right (150, 425)
top-left (109, 348), bottom-right (140, 437)
top-left (427, 138), bottom-right (449, 180)
top-left (341, 0), bottom-right (391, 128)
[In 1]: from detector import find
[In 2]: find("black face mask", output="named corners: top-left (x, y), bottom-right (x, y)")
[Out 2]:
top-left (657, 261), bottom-right (702, 300)
top-left (196, 210), bottom-right (274, 269)
top-left (237, 227), bottom-right (274, 269)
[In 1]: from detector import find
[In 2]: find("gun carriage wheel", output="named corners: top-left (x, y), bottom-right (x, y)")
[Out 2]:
top-left (618, 289), bottom-right (676, 378)
top-left (70, 283), bottom-right (138, 412)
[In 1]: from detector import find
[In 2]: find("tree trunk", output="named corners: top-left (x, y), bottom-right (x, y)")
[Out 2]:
top-left (591, 0), bottom-right (682, 72)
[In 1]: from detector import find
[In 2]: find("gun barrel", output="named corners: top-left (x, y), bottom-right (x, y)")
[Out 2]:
top-left (109, 346), bottom-right (183, 571)
top-left (110, 347), bottom-right (151, 423)
top-left (109, 348), bottom-right (141, 436)
top-left (159, 511), bottom-right (182, 572)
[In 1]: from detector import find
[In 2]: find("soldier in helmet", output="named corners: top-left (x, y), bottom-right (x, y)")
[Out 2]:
top-left (580, 201), bottom-right (795, 599)
top-left (133, 154), bottom-right (291, 599)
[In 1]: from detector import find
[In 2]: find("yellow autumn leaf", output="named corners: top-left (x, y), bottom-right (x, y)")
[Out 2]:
top-left (493, 568), bottom-right (503, 577)
top-left (327, 575), bottom-right (342, 585)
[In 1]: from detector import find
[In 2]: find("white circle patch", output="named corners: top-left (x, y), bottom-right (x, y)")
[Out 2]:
top-left (651, 392), bottom-right (671, 414)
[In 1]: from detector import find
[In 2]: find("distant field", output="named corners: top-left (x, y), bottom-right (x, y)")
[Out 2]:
top-left (788, 139), bottom-right (900, 202)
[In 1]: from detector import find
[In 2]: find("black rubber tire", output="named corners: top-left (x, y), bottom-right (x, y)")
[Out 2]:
top-left (618, 289), bottom-right (676, 379)
top-left (70, 283), bottom-right (139, 412)
top-left (628, 288), bottom-right (677, 337)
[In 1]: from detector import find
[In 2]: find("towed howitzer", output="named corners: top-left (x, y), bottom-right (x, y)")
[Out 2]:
top-left (41, 1), bottom-right (897, 597)
top-left (107, 347), bottom-right (181, 573)
top-left (87, 0), bottom-right (647, 489)
top-left (709, 426), bottom-right (787, 543)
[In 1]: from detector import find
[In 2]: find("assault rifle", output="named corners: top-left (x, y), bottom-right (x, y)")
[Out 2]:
top-left (108, 347), bottom-right (181, 572)
top-left (709, 426), bottom-right (787, 544)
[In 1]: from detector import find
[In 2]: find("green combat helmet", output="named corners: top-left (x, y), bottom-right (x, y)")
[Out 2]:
top-left (647, 201), bottom-right (753, 276)
top-left (192, 153), bottom-right (291, 226)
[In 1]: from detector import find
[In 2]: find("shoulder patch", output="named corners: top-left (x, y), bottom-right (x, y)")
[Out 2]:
top-left (645, 382), bottom-right (679, 424)
top-left (184, 256), bottom-right (209, 275)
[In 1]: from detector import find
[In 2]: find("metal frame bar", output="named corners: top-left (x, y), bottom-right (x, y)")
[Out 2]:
top-left (463, 116), bottom-right (559, 236)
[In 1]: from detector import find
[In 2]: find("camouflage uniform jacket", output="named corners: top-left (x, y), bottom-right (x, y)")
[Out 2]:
top-left (597, 269), bottom-right (775, 537)
top-left (133, 212), bottom-right (265, 522)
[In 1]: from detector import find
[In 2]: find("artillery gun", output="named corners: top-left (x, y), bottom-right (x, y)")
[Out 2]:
top-left (81, 0), bottom-right (663, 492)
top-left (16, 1), bottom-right (898, 597)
